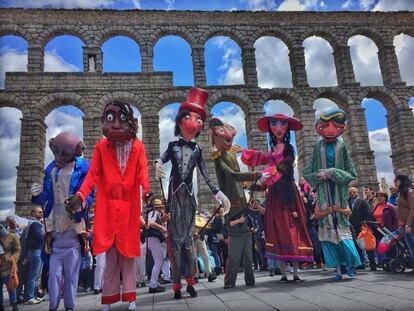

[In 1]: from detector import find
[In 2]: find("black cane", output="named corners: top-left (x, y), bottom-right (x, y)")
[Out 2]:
top-left (197, 204), bottom-right (222, 237)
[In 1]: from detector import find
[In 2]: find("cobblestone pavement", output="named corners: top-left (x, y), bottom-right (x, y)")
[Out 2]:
top-left (16, 268), bottom-right (414, 311)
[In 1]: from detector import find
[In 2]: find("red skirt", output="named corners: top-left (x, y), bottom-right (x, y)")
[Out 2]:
top-left (264, 182), bottom-right (314, 262)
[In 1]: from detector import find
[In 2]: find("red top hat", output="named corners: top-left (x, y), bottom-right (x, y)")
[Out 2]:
top-left (257, 113), bottom-right (303, 132)
top-left (179, 87), bottom-right (209, 121)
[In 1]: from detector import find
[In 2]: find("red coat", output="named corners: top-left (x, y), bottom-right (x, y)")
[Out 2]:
top-left (78, 138), bottom-right (149, 258)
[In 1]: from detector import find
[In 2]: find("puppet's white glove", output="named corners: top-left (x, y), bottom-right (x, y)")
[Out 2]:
top-left (258, 172), bottom-right (270, 184)
top-left (317, 169), bottom-right (330, 181)
top-left (214, 191), bottom-right (227, 204)
top-left (31, 182), bottom-right (42, 197)
top-left (155, 160), bottom-right (166, 179)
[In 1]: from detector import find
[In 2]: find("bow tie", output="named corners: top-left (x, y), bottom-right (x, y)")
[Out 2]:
top-left (178, 139), bottom-right (196, 149)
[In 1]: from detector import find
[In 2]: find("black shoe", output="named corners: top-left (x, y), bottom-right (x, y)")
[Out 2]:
top-left (186, 285), bottom-right (197, 298)
top-left (93, 289), bottom-right (100, 295)
top-left (140, 282), bottom-right (146, 287)
top-left (269, 271), bottom-right (275, 277)
top-left (293, 276), bottom-right (301, 282)
top-left (245, 282), bottom-right (255, 286)
top-left (12, 303), bottom-right (18, 311)
top-left (356, 264), bottom-right (366, 270)
top-left (223, 284), bottom-right (234, 289)
top-left (370, 266), bottom-right (377, 271)
top-left (160, 279), bottom-right (171, 285)
top-left (279, 276), bottom-right (288, 282)
top-left (149, 285), bottom-right (166, 294)
top-left (274, 268), bottom-right (282, 275)
top-left (208, 274), bottom-right (217, 282)
top-left (174, 290), bottom-right (182, 299)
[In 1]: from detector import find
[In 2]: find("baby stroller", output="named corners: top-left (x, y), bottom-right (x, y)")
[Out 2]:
top-left (376, 225), bottom-right (413, 273)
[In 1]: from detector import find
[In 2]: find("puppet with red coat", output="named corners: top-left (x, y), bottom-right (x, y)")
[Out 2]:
top-left (67, 101), bottom-right (150, 311)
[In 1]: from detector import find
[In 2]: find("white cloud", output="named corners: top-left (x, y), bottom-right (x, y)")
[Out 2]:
top-left (360, 0), bottom-right (376, 10)
top-left (372, 0), bottom-right (414, 11)
top-left (348, 35), bottom-right (383, 86)
top-left (341, 0), bottom-right (354, 9)
top-left (165, 0), bottom-right (175, 10)
top-left (303, 36), bottom-right (337, 87)
top-left (44, 50), bottom-right (80, 72)
top-left (255, 37), bottom-right (292, 88)
top-left (264, 100), bottom-right (294, 117)
top-left (6, 0), bottom-right (121, 9)
top-left (394, 34), bottom-right (414, 85)
top-left (278, 0), bottom-right (305, 11)
top-left (210, 37), bottom-right (244, 85)
top-left (0, 48), bottom-right (27, 88)
top-left (243, 0), bottom-right (278, 11)
top-left (368, 127), bottom-right (394, 184)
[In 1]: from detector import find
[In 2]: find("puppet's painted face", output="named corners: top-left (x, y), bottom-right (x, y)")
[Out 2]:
top-left (315, 120), bottom-right (345, 143)
top-left (49, 132), bottom-right (82, 168)
top-left (269, 118), bottom-right (289, 142)
top-left (102, 104), bottom-right (133, 143)
top-left (213, 124), bottom-right (236, 152)
top-left (179, 111), bottom-right (203, 141)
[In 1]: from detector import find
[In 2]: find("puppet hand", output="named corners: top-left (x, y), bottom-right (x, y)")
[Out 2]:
top-left (258, 172), bottom-right (270, 184)
top-left (214, 191), bottom-right (226, 204)
top-left (65, 194), bottom-right (82, 211)
top-left (317, 169), bottom-right (328, 181)
top-left (291, 212), bottom-right (298, 218)
top-left (155, 161), bottom-right (166, 179)
top-left (31, 182), bottom-right (42, 197)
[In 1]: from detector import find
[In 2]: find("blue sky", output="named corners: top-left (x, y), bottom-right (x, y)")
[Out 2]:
top-left (0, 0), bottom-right (413, 214)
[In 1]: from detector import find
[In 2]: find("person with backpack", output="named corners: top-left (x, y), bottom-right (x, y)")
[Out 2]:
top-left (23, 206), bottom-right (45, 305)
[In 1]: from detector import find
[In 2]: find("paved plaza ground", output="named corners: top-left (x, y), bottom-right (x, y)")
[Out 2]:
top-left (16, 268), bottom-right (414, 311)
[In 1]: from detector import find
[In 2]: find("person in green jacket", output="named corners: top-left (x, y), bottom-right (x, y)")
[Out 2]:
top-left (303, 108), bottom-right (361, 281)
top-left (209, 118), bottom-right (269, 289)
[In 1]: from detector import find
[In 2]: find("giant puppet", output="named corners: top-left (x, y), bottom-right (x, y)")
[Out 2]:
top-left (66, 101), bottom-right (150, 311)
top-left (209, 118), bottom-right (268, 289)
top-left (241, 114), bottom-right (313, 282)
top-left (155, 87), bottom-right (228, 299)
top-left (31, 131), bottom-right (90, 311)
top-left (303, 108), bottom-right (361, 281)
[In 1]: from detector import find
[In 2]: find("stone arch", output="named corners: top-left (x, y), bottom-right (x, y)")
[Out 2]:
top-left (207, 89), bottom-right (252, 116)
top-left (201, 28), bottom-right (245, 47)
top-left (313, 87), bottom-right (354, 111)
top-left (0, 24), bottom-right (32, 42)
top-left (155, 89), bottom-right (187, 111)
top-left (96, 91), bottom-right (147, 115)
top-left (346, 27), bottom-right (384, 47)
top-left (300, 27), bottom-right (341, 49)
top-left (0, 93), bottom-right (30, 116)
top-left (251, 27), bottom-right (295, 50)
top-left (391, 26), bottom-right (414, 38)
top-left (357, 87), bottom-right (403, 114)
top-left (37, 92), bottom-right (90, 118)
top-left (259, 89), bottom-right (303, 115)
top-left (149, 26), bottom-right (197, 47)
top-left (37, 25), bottom-right (90, 48)
top-left (96, 26), bottom-right (145, 49)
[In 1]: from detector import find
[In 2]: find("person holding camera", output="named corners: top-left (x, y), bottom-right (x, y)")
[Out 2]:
top-left (145, 199), bottom-right (167, 294)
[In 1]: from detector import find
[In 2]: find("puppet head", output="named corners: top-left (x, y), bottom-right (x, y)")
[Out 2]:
top-left (209, 118), bottom-right (236, 153)
top-left (49, 131), bottom-right (84, 168)
top-left (102, 100), bottom-right (138, 143)
top-left (257, 113), bottom-right (303, 148)
top-left (315, 108), bottom-right (347, 143)
top-left (175, 87), bottom-right (208, 141)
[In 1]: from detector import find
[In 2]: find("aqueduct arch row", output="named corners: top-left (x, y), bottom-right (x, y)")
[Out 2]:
top-left (1, 9), bottom-right (414, 214)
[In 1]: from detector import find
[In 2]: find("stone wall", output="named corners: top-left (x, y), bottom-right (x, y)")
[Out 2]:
top-left (0, 8), bottom-right (413, 215)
